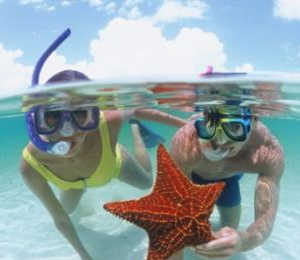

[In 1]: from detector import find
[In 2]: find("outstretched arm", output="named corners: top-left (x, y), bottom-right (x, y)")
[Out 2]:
top-left (20, 160), bottom-right (93, 260)
top-left (241, 174), bottom-right (281, 250)
top-left (129, 108), bottom-right (187, 127)
top-left (240, 146), bottom-right (284, 251)
top-left (194, 139), bottom-right (284, 258)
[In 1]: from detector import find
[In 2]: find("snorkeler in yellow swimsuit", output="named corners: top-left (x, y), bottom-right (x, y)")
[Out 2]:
top-left (19, 29), bottom-right (186, 260)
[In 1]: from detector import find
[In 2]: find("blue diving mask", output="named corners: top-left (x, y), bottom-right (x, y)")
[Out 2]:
top-left (194, 107), bottom-right (252, 142)
top-left (194, 107), bottom-right (252, 161)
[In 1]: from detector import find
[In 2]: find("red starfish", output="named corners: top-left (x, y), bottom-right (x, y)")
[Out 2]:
top-left (104, 144), bottom-right (225, 260)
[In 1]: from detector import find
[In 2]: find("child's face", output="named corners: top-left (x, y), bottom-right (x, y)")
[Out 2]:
top-left (33, 106), bottom-right (100, 155)
top-left (195, 108), bottom-right (253, 161)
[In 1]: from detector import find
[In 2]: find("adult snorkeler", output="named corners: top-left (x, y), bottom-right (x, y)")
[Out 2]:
top-left (20, 29), bottom-right (186, 260)
top-left (169, 106), bottom-right (284, 259)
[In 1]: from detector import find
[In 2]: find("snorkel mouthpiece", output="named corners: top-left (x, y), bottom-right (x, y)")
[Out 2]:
top-left (26, 28), bottom-right (72, 155)
top-left (51, 141), bottom-right (72, 155)
top-left (203, 146), bottom-right (230, 161)
top-left (200, 138), bottom-right (229, 161)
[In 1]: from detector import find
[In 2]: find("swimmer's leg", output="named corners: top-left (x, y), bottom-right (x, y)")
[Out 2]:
top-left (215, 173), bottom-right (242, 228)
top-left (118, 145), bottom-right (153, 189)
top-left (217, 204), bottom-right (241, 229)
top-left (60, 189), bottom-right (85, 214)
top-left (117, 123), bottom-right (153, 189)
top-left (130, 122), bottom-right (152, 175)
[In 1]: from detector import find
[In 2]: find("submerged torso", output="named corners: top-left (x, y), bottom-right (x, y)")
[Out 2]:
top-left (23, 111), bottom-right (123, 190)
top-left (171, 121), bottom-right (278, 181)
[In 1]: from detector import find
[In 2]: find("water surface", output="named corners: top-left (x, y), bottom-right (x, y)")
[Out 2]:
top-left (0, 74), bottom-right (300, 259)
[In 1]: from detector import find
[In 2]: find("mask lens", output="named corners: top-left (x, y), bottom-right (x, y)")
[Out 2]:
top-left (194, 118), bottom-right (216, 139)
top-left (71, 108), bottom-right (99, 130)
top-left (34, 109), bottom-right (62, 134)
top-left (44, 111), bottom-right (61, 128)
top-left (72, 110), bottom-right (88, 125)
top-left (222, 121), bottom-right (246, 141)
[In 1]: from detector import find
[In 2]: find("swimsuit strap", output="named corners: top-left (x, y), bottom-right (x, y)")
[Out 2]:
top-left (86, 111), bottom-right (122, 186)
top-left (99, 111), bottom-right (115, 159)
top-left (22, 148), bottom-right (85, 190)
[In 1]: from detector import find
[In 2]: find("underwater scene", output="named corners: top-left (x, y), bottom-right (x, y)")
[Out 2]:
top-left (0, 76), bottom-right (300, 260)
top-left (2, 1), bottom-right (300, 260)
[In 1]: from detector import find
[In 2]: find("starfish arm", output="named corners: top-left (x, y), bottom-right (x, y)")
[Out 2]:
top-left (104, 196), bottom-right (180, 227)
top-left (153, 145), bottom-right (196, 202)
top-left (146, 216), bottom-right (214, 260)
top-left (191, 182), bottom-right (226, 211)
top-left (147, 226), bottom-right (190, 260)
top-left (192, 220), bottom-right (215, 244)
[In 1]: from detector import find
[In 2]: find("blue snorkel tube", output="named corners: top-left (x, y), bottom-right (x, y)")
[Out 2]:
top-left (26, 28), bottom-right (72, 155)
top-left (31, 29), bottom-right (71, 86)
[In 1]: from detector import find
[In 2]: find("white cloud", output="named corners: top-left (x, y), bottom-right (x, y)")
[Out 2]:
top-left (2, 18), bottom-right (258, 95)
top-left (84, 18), bottom-right (226, 78)
top-left (34, 18), bottom-right (227, 80)
top-left (61, 1), bottom-right (71, 7)
top-left (86, 0), bottom-right (208, 22)
top-left (19, 0), bottom-right (44, 4)
top-left (87, 0), bottom-right (103, 9)
top-left (36, 52), bottom-right (87, 84)
top-left (36, 3), bottom-right (55, 11)
top-left (105, 2), bottom-right (116, 13)
top-left (153, 0), bottom-right (209, 23)
top-left (0, 44), bottom-right (32, 94)
top-left (274, 0), bottom-right (300, 21)
top-left (124, 0), bottom-right (144, 7)
top-left (19, 0), bottom-right (56, 11)
top-left (128, 7), bottom-right (142, 19)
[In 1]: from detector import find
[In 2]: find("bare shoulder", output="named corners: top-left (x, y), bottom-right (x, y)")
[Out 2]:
top-left (253, 122), bottom-right (283, 155)
top-left (103, 110), bottom-right (124, 124)
top-left (170, 121), bottom-right (201, 173)
top-left (19, 146), bottom-right (48, 190)
top-left (103, 110), bottom-right (123, 137)
top-left (251, 122), bottom-right (284, 178)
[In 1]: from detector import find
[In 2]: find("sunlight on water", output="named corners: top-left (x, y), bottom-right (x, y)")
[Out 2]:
top-left (1, 75), bottom-right (300, 260)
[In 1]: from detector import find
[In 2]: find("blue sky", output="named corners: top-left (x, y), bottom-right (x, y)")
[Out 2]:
top-left (1, 0), bottom-right (300, 93)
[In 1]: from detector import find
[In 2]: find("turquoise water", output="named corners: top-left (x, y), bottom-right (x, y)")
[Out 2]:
top-left (1, 76), bottom-right (300, 260)
top-left (0, 114), bottom-right (300, 260)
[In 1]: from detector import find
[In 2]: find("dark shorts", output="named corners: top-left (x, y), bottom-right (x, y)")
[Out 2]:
top-left (191, 172), bottom-right (243, 207)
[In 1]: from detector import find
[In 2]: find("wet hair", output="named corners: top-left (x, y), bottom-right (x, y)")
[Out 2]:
top-left (204, 106), bottom-right (249, 116)
top-left (46, 70), bottom-right (90, 84)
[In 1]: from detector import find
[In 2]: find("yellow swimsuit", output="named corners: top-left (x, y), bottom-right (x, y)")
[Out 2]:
top-left (22, 112), bottom-right (122, 191)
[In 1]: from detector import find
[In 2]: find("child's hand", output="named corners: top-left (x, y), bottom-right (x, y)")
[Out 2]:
top-left (193, 227), bottom-right (243, 258)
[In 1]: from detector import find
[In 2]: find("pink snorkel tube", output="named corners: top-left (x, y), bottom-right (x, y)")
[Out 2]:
top-left (199, 66), bottom-right (247, 77)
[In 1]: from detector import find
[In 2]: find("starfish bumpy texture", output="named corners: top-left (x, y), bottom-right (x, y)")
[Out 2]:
top-left (104, 144), bottom-right (225, 260)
